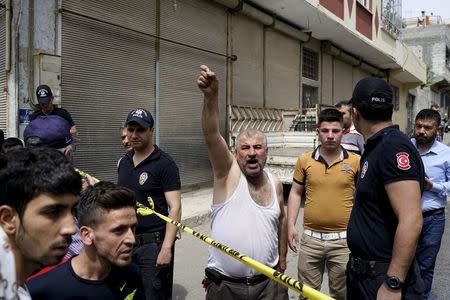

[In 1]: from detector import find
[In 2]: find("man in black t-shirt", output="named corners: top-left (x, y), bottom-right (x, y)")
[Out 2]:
top-left (118, 108), bottom-right (181, 300)
top-left (27, 182), bottom-right (145, 300)
top-left (346, 77), bottom-right (425, 300)
top-left (31, 85), bottom-right (78, 136)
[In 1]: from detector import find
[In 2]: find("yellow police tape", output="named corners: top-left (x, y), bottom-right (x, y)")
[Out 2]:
top-left (75, 168), bottom-right (100, 183)
top-left (137, 197), bottom-right (334, 300)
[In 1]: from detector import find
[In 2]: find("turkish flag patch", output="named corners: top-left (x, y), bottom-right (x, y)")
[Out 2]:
top-left (396, 152), bottom-right (411, 170)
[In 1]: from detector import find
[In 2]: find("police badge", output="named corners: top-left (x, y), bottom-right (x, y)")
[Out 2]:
top-left (139, 172), bottom-right (148, 185)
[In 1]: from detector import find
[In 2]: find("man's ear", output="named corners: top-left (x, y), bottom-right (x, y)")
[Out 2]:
top-left (79, 225), bottom-right (94, 246)
top-left (64, 147), bottom-right (73, 161)
top-left (0, 205), bottom-right (19, 235)
top-left (352, 107), bottom-right (359, 120)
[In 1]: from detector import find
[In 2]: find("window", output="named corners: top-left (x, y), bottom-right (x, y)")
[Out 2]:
top-left (302, 48), bottom-right (319, 81)
top-left (302, 85), bottom-right (319, 108)
top-left (381, 0), bottom-right (402, 38)
top-left (357, 0), bottom-right (369, 9)
top-left (391, 85), bottom-right (399, 111)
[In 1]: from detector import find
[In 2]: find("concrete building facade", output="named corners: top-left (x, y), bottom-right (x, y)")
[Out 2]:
top-left (0, 0), bottom-right (426, 186)
top-left (403, 22), bottom-right (450, 128)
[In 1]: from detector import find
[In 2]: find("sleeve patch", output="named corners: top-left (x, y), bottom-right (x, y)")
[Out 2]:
top-left (396, 152), bottom-right (411, 170)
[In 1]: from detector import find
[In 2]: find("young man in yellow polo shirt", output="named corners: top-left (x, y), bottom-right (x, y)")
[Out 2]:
top-left (287, 108), bottom-right (360, 299)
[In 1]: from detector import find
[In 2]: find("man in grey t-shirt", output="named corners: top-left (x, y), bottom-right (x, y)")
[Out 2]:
top-left (336, 101), bottom-right (365, 155)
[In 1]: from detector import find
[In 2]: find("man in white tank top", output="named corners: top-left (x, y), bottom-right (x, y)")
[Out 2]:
top-left (197, 65), bottom-right (288, 300)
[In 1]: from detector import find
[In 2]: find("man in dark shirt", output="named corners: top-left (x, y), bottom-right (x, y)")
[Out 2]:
top-left (27, 182), bottom-right (145, 300)
top-left (31, 85), bottom-right (78, 136)
top-left (118, 108), bottom-right (181, 300)
top-left (346, 77), bottom-right (425, 300)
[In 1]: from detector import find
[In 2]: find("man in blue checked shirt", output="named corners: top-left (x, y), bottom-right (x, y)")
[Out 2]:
top-left (411, 109), bottom-right (450, 299)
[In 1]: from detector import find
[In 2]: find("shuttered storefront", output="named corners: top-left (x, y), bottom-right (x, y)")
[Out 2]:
top-left (0, 0), bottom-right (6, 135)
top-left (264, 29), bottom-right (300, 109)
top-left (61, 0), bottom-right (157, 181)
top-left (62, 0), bottom-right (228, 186)
top-left (159, 0), bottom-right (227, 186)
top-left (231, 14), bottom-right (264, 106)
top-left (333, 58), bottom-right (353, 103)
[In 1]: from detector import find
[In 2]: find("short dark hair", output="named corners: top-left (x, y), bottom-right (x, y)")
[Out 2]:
top-left (318, 108), bottom-right (343, 127)
top-left (352, 100), bottom-right (393, 121)
top-left (78, 181), bottom-right (137, 228)
top-left (2, 137), bottom-right (24, 153)
top-left (0, 148), bottom-right (82, 217)
top-left (335, 100), bottom-right (351, 110)
top-left (415, 109), bottom-right (441, 127)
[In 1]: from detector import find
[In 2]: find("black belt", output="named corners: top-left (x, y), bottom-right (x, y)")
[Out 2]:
top-left (349, 255), bottom-right (389, 276)
top-left (135, 231), bottom-right (165, 246)
top-left (423, 208), bottom-right (445, 218)
top-left (205, 267), bottom-right (268, 286)
top-left (221, 273), bottom-right (268, 286)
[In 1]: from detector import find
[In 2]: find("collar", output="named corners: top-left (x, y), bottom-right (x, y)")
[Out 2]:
top-left (411, 138), bottom-right (446, 155)
top-left (366, 125), bottom-right (399, 147)
top-left (125, 144), bottom-right (161, 163)
top-left (311, 145), bottom-right (349, 161)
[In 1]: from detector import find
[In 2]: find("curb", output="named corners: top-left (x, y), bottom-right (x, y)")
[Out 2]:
top-left (181, 211), bottom-right (211, 229)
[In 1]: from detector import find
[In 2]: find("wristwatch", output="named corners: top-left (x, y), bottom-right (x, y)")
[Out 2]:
top-left (385, 275), bottom-right (404, 290)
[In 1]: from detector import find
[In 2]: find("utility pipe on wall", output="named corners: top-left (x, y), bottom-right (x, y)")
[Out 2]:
top-left (321, 41), bottom-right (386, 77)
top-left (211, 0), bottom-right (310, 43)
top-left (5, 0), bottom-right (11, 72)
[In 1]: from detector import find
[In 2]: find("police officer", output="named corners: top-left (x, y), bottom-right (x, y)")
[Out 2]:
top-left (346, 77), bottom-right (425, 299)
top-left (118, 108), bottom-right (181, 300)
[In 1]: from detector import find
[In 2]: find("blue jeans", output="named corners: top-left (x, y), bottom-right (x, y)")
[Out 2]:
top-left (416, 212), bottom-right (445, 299)
top-left (132, 242), bottom-right (175, 300)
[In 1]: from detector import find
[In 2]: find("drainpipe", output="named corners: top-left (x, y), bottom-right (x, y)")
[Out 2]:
top-left (5, 0), bottom-right (11, 72)
top-left (321, 41), bottom-right (386, 77)
top-left (155, 0), bottom-right (160, 146)
top-left (211, 0), bottom-right (311, 43)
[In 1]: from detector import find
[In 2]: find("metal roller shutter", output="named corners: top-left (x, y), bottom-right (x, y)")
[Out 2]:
top-left (264, 29), bottom-right (300, 109)
top-left (159, 0), bottom-right (227, 186)
top-left (231, 14), bottom-right (264, 106)
top-left (0, 0), bottom-right (6, 135)
top-left (333, 58), bottom-right (353, 103)
top-left (61, 0), bottom-right (156, 181)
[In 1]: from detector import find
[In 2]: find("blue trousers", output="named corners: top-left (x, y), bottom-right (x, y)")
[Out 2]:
top-left (132, 242), bottom-right (175, 300)
top-left (416, 212), bottom-right (445, 299)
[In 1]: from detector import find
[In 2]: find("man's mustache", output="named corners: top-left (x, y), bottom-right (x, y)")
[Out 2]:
top-left (247, 157), bottom-right (258, 164)
top-left (52, 236), bottom-right (72, 249)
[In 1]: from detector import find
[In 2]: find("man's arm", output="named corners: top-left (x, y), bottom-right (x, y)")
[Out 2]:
top-left (156, 190), bottom-right (181, 267)
top-left (377, 180), bottom-right (422, 299)
top-left (287, 181), bottom-right (305, 253)
top-left (425, 158), bottom-right (450, 196)
top-left (197, 65), bottom-right (233, 180)
top-left (275, 178), bottom-right (287, 272)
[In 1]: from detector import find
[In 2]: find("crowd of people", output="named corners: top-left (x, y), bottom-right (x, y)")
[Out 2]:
top-left (0, 68), bottom-right (449, 300)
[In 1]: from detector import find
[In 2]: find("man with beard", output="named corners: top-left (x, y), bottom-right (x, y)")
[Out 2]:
top-left (197, 65), bottom-right (288, 300)
top-left (0, 148), bottom-right (81, 299)
top-left (27, 182), bottom-right (145, 300)
top-left (346, 77), bottom-right (425, 300)
top-left (411, 109), bottom-right (450, 299)
top-left (287, 108), bottom-right (360, 300)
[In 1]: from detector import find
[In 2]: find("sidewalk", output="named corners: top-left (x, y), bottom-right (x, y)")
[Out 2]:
top-left (181, 187), bottom-right (213, 228)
